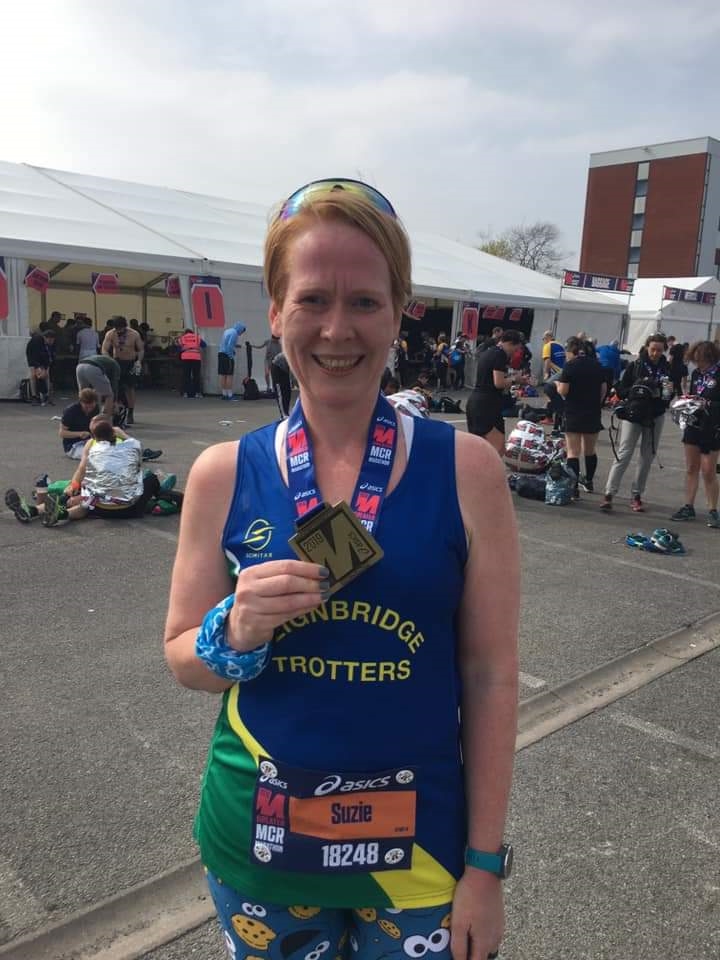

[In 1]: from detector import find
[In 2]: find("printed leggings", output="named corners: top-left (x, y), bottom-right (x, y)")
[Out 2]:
top-left (205, 869), bottom-right (453, 960)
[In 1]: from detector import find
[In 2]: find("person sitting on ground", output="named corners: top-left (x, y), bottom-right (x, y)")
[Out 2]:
top-left (59, 388), bottom-right (162, 461)
top-left (5, 416), bottom-right (178, 527)
top-left (25, 328), bottom-right (56, 406)
top-left (670, 340), bottom-right (720, 528)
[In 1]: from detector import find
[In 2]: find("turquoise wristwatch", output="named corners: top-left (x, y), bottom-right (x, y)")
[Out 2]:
top-left (465, 844), bottom-right (514, 879)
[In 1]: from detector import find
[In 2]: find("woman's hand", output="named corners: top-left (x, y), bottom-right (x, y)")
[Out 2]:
top-left (226, 560), bottom-right (328, 653)
top-left (450, 870), bottom-right (504, 960)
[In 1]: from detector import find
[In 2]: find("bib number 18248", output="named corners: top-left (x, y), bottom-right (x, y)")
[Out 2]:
top-left (321, 842), bottom-right (379, 868)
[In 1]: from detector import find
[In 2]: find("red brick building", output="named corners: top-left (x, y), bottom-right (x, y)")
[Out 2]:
top-left (580, 137), bottom-right (720, 280)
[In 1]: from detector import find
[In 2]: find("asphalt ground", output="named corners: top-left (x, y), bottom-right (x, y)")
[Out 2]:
top-left (0, 389), bottom-right (718, 959)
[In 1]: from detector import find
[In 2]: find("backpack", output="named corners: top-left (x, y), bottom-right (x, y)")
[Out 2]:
top-left (242, 377), bottom-right (260, 400)
top-left (515, 474), bottom-right (547, 501)
top-left (615, 380), bottom-right (658, 426)
top-left (19, 378), bottom-right (33, 403)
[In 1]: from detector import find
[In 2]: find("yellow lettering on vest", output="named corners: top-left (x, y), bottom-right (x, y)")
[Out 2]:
top-left (289, 614), bottom-right (309, 628)
top-left (377, 662), bottom-right (396, 681)
top-left (290, 656), bottom-right (307, 673)
top-left (326, 659), bottom-right (342, 680)
top-left (351, 601), bottom-right (371, 623)
top-left (398, 619), bottom-right (416, 642)
top-left (274, 656), bottom-right (288, 672)
top-left (408, 632), bottom-right (425, 653)
top-left (308, 656), bottom-right (325, 678)
top-left (360, 661), bottom-right (378, 682)
top-left (310, 604), bottom-right (329, 623)
top-left (331, 600), bottom-right (349, 620)
top-left (396, 660), bottom-right (411, 680)
top-left (378, 609), bottom-right (400, 631)
top-left (343, 661), bottom-right (360, 681)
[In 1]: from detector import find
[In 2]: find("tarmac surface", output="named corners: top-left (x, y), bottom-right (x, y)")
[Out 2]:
top-left (0, 388), bottom-right (718, 959)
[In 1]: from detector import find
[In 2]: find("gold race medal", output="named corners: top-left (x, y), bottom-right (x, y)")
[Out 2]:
top-left (289, 501), bottom-right (384, 595)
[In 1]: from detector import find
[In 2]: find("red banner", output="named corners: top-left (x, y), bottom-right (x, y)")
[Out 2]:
top-left (404, 299), bottom-right (426, 318)
top-left (165, 275), bottom-right (181, 298)
top-left (461, 302), bottom-right (479, 340)
top-left (92, 272), bottom-right (120, 294)
top-left (190, 276), bottom-right (225, 327)
top-left (482, 305), bottom-right (505, 321)
top-left (24, 266), bottom-right (50, 293)
top-left (0, 257), bottom-right (8, 320)
top-left (508, 308), bottom-right (523, 323)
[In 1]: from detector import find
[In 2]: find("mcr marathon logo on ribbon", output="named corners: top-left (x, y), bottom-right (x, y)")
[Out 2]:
top-left (368, 423), bottom-right (396, 466)
top-left (288, 427), bottom-right (310, 472)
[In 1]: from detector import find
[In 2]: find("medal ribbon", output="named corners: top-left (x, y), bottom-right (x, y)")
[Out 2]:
top-left (694, 363), bottom-right (719, 397)
top-left (286, 393), bottom-right (398, 535)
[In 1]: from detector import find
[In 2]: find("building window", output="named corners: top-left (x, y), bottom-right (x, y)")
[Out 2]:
top-left (635, 180), bottom-right (648, 198)
top-left (628, 246), bottom-right (641, 264)
top-left (637, 161), bottom-right (649, 179)
top-left (634, 196), bottom-right (646, 214)
top-left (632, 213), bottom-right (645, 230)
top-left (630, 230), bottom-right (643, 247)
top-left (627, 264), bottom-right (639, 279)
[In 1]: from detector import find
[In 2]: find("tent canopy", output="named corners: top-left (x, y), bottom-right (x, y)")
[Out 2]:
top-left (0, 160), bottom-right (622, 313)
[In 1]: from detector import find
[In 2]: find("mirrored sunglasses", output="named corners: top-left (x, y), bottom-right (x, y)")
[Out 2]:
top-left (278, 178), bottom-right (397, 221)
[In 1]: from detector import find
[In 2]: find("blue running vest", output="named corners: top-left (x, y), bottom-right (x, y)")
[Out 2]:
top-left (195, 416), bottom-right (468, 907)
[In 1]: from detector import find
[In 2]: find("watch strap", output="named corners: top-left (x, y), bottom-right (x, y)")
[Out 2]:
top-left (464, 847), bottom-right (504, 875)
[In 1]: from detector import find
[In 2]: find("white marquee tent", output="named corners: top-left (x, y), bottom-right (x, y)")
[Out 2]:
top-left (0, 161), bottom-right (628, 397)
top-left (624, 277), bottom-right (720, 352)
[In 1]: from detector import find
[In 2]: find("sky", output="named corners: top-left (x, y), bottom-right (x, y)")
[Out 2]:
top-left (2, 0), bottom-right (720, 267)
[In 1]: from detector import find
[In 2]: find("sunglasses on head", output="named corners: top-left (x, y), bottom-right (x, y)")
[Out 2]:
top-left (278, 178), bottom-right (397, 221)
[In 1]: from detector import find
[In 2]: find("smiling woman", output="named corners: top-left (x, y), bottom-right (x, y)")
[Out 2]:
top-left (164, 178), bottom-right (519, 960)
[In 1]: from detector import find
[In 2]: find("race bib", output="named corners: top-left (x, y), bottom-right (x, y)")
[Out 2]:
top-left (251, 757), bottom-right (417, 873)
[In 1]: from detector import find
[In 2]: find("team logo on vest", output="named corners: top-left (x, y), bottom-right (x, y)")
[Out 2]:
top-left (242, 518), bottom-right (274, 553)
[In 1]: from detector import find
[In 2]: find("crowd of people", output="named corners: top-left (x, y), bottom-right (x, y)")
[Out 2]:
top-left (462, 327), bottom-right (719, 526)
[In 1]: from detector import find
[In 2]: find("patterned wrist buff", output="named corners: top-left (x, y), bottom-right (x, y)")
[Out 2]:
top-left (195, 594), bottom-right (271, 681)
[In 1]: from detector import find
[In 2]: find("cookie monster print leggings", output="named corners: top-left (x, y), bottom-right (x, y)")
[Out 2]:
top-left (206, 870), bottom-right (453, 960)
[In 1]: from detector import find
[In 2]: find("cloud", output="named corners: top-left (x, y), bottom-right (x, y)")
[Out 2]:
top-left (1, 0), bottom-right (719, 261)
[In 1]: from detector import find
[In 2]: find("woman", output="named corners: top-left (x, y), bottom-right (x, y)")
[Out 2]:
top-left (555, 336), bottom-right (607, 496)
top-left (671, 340), bottom-right (720, 527)
top-left (465, 329), bottom-right (523, 454)
top-left (164, 179), bottom-right (518, 960)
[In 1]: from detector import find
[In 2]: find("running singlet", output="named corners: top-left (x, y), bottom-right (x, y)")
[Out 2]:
top-left (195, 417), bottom-right (468, 908)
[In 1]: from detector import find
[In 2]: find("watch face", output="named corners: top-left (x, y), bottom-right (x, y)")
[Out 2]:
top-left (500, 844), bottom-right (514, 879)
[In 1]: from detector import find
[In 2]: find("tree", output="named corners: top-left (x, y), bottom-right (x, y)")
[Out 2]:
top-left (479, 221), bottom-right (566, 276)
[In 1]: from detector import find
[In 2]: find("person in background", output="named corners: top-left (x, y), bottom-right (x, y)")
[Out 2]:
top-left (601, 333), bottom-right (670, 513)
top-left (540, 330), bottom-right (566, 431)
top-left (596, 339), bottom-right (622, 384)
top-left (260, 334), bottom-right (282, 392)
top-left (668, 339), bottom-right (689, 398)
top-left (59, 387), bottom-right (162, 461)
top-left (466, 329), bottom-right (524, 454)
top-left (25, 328), bottom-right (56, 406)
top-left (164, 179), bottom-right (518, 960)
top-left (450, 333), bottom-right (468, 389)
top-left (176, 327), bottom-right (207, 398)
top-left (670, 340), bottom-right (720, 527)
top-left (6, 416), bottom-right (176, 526)
top-left (433, 333), bottom-right (450, 389)
top-left (102, 316), bottom-right (144, 425)
top-left (396, 329), bottom-right (409, 385)
top-left (271, 350), bottom-right (292, 417)
top-left (76, 353), bottom-right (120, 417)
top-left (217, 321), bottom-right (247, 400)
top-left (541, 330), bottom-right (565, 381)
top-left (75, 318), bottom-right (100, 361)
top-left (555, 336), bottom-right (607, 496)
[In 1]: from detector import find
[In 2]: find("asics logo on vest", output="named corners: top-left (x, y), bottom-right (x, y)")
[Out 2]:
top-left (242, 518), bottom-right (274, 552)
top-left (314, 775), bottom-right (391, 797)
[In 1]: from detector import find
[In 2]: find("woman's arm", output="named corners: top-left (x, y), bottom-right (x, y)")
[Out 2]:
top-left (555, 379), bottom-right (569, 397)
top-left (164, 442), bottom-right (240, 692)
top-left (450, 430), bottom-right (519, 960)
top-left (164, 441), bottom-right (328, 693)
